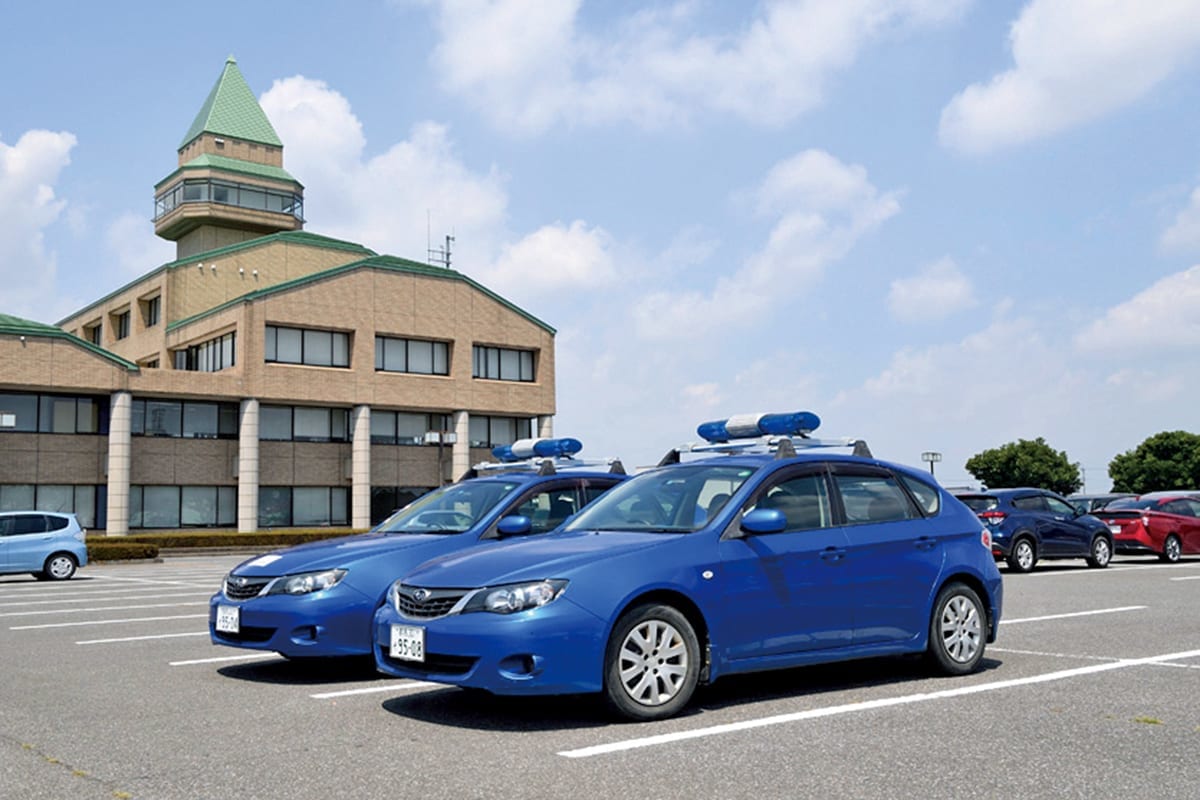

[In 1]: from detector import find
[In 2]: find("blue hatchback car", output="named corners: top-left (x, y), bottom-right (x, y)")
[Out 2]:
top-left (374, 412), bottom-right (1003, 720)
top-left (0, 511), bottom-right (88, 581)
top-left (954, 488), bottom-right (1113, 573)
top-left (208, 439), bottom-right (626, 660)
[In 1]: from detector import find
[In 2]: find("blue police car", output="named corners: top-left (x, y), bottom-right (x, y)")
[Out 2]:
top-left (208, 438), bottom-right (626, 660)
top-left (374, 412), bottom-right (1003, 720)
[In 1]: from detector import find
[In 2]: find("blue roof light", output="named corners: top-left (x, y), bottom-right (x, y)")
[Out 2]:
top-left (697, 412), bottom-right (820, 443)
top-left (491, 437), bottom-right (584, 462)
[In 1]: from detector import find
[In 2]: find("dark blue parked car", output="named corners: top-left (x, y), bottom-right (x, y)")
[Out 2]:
top-left (209, 439), bottom-right (626, 660)
top-left (954, 488), bottom-right (1113, 573)
top-left (374, 412), bottom-right (1003, 721)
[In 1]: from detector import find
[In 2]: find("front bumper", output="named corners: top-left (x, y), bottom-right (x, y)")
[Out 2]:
top-left (372, 597), bottom-right (608, 695)
top-left (208, 586), bottom-right (375, 658)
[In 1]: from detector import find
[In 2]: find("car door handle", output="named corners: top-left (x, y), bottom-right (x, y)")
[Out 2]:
top-left (914, 537), bottom-right (938, 550)
top-left (820, 547), bottom-right (846, 562)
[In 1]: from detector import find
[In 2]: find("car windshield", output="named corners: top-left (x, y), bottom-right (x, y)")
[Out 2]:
top-left (565, 463), bottom-right (757, 534)
top-left (957, 495), bottom-right (998, 512)
top-left (373, 480), bottom-right (521, 534)
top-left (1105, 497), bottom-right (1159, 511)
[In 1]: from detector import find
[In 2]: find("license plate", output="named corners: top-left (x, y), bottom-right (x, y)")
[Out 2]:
top-left (215, 604), bottom-right (240, 634)
top-left (389, 624), bottom-right (425, 662)
top-left (1108, 524), bottom-right (1121, 534)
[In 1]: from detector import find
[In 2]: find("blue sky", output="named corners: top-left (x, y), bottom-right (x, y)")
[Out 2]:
top-left (4, 0), bottom-right (1200, 489)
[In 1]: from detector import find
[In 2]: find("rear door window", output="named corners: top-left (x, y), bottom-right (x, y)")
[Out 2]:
top-left (44, 514), bottom-right (71, 532)
top-left (1011, 496), bottom-right (1046, 512)
top-left (11, 514), bottom-right (48, 535)
top-left (833, 472), bottom-right (917, 524)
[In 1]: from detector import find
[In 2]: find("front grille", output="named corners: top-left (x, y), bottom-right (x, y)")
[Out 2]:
top-left (378, 646), bottom-right (477, 675)
top-left (394, 585), bottom-right (468, 619)
top-left (224, 576), bottom-right (272, 600)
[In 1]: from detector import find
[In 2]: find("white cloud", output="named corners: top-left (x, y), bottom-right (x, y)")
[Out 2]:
top-left (632, 149), bottom-right (900, 339)
top-left (1161, 186), bottom-right (1200, 252)
top-left (260, 76), bottom-right (509, 271)
top-left (105, 212), bottom-right (174, 277)
top-left (887, 256), bottom-right (976, 322)
top-left (1074, 265), bottom-right (1200, 354)
top-left (940, 0), bottom-right (1200, 154)
top-left (423, 0), bottom-right (969, 134)
top-left (481, 221), bottom-right (616, 296)
top-left (0, 130), bottom-right (76, 321)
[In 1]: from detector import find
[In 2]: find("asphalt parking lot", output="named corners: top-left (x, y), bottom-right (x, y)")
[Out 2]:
top-left (1, 555), bottom-right (1198, 800)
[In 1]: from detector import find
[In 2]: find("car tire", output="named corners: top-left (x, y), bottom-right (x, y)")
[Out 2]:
top-left (603, 603), bottom-right (700, 721)
top-left (42, 553), bottom-right (78, 581)
top-left (926, 582), bottom-right (986, 675)
top-left (1086, 536), bottom-right (1112, 569)
top-left (1006, 536), bottom-right (1037, 573)
top-left (1159, 534), bottom-right (1182, 564)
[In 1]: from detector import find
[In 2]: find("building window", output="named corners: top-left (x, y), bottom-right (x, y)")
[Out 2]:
top-left (0, 484), bottom-right (98, 528)
top-left (84, 323), bottom-right (102, 345)
top-left (468, 415), bottom-right (533, 448)
top-left (154, 177), bottom-right (304, 222)
top-left (370, 411), bottom-right (450, 445)
top-left (259, 405), bottom-right (350, 442)
top-left (173, 331), bottom-right (235, 372)
top-left (472, 345), bottom-right (535, 382)
top-left (258, 487), bottom-right (349, 528)
top-left (0, 392), bottom-right (107, 435)
top-left (375, 336), bottom-right (449, 375)
top-left (131, 399), bottom-right (238, 439)
top-left (142, 296), bottom-right (160, 328)
top-left (370, 486), bottom-right (428, 525)
top-left (113, 310), bottom-right (131, 340)
top-left (266, 325), bottom-right (350, 368)
top-left (129, 485), bottom-right (236, 529)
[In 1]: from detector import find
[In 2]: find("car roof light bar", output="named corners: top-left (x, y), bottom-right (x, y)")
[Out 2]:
top-left (697, 411), bottom-right (820, 443)
top-left (462, 438), bottom-right (626, 479)
top-left (492, 437), bottom-right (583, 462)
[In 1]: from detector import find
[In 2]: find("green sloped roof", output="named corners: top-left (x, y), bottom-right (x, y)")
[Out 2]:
top-left (179, 56), bottom-right (282, 149)
top-left (0, 313), bottom-right (139, 371)
top-left (155, 153), bottom-right (300, 189)
top-left (168, 255), bottom-right (556, 335)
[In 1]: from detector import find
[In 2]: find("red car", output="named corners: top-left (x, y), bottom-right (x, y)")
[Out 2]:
top-left (1097, 492), bottom-right (1200, 563)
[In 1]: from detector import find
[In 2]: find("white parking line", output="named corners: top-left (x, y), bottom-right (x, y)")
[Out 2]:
top-left (10, 613), bottom-right (208, 630)
top-left (989, 647), bottom-right (1120, 662)
top-left (169, 653), bottom-right (280, 666)
top-left (77, 631), bottom-right (210, 645)
top-left (310, 681), bottom-right (444, 700)
top-left (1170, 575), bottom-right (1200, 581)
top-left (0, 591), bottom-right (212, 608)
top-left (1000, 606), bottom-right (1146, 625)
top-left (557, 647), bottom-right (1200, 759)
top-left (0, 601), bottom-right (209, 617)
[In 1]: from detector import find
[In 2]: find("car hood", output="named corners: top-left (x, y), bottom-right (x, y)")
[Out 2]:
top-left (402, 529), bottom-right (680, 587)
top-left (230, 532), bottom-right (468, 576)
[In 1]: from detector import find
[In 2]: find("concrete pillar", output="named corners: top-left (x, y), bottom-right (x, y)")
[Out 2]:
top-left (351, 405), bottom-right (371, 529)
top-left (538, 415), bottom-right (554, 438)
top-left (237, 399), bottom-right (260, 533)
top-left (104, 391), bottom-right (132, 536)
top-left (451, 410), bottom-right (470, 482)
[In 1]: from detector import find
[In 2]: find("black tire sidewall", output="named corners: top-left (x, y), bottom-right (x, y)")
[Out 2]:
top-left (1007, 536), bottom-right (1036, 572)
top-left (43, 554), bottom-right (77, 581)
top-left (603, 604), bottom-right (700, 721)
top-left (928, 583), bottom-right (985, 675)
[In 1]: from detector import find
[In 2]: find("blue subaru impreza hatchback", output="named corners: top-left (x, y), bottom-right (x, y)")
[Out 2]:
top-left (374, 413), bottom-right (1003, 720)
top-left (209, 439), bottom-right (626, 660)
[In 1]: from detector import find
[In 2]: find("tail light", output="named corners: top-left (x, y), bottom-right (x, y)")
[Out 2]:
top-left (979, 510), bottom-right (1007, 526)
top-left (1141, 515), bottom-right (1151, 530)
top-left (981, 528), bottom-right (993, 549)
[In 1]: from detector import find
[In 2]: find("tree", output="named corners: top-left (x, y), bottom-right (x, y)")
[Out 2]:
top-left (1108, 431), bottom-right (1200, 494)
top-left (965, 437), bottom-right (1082, 495)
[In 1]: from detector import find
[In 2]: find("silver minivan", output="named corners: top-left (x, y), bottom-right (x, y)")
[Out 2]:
top-left (0, 512), bottom-right (88, 580)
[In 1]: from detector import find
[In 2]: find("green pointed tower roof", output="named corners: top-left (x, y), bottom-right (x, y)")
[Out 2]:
top-left (179, 56), bottom-right (282, 149)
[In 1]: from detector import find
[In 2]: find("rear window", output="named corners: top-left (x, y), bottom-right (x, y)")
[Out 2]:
top-left (956, 495), bottom-right (998, 513)
top-left (1107, 498), bottom-right (1155, 510)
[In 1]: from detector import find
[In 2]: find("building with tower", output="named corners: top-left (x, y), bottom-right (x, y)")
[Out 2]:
top-left (0, 57), bottom-right (557, 534)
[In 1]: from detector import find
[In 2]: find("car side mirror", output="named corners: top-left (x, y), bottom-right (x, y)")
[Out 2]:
top-left (496, 515), bottom-right (533, 538)
top-left (741, 508), bottom-right (786, 535)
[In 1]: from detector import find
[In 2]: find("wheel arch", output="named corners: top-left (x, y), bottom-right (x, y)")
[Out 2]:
top-left (610, 589), bottom-right (712, 681)
top-left (935, 571), bottom-right (996, 643)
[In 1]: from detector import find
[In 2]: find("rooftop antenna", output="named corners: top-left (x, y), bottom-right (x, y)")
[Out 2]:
top-left (428, 231), bottom-right (455, 269)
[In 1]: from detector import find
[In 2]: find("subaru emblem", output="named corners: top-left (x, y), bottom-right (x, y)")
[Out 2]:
top-left (413, 588), bottom-right (431, 602)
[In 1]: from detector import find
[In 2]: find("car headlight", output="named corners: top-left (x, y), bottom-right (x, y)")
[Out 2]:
top-left (267, 569), bottom-right (347, 595)
top-left (462, 580), bottom-right (568, 615)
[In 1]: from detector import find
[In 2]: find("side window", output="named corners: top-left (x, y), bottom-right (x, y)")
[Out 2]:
top-left (12, 514), bottom-right (48, 535)
top-left (44, 514), bottom-right (71, 532)
top-left (749, 473), bottom-right (831, 532)
top-left (1044, 496), bottom-right (1075, 515)
top-left (1185, 499), bottom-right (1200, 517)
top-left (1011, 496), bottom-right (1045, 512)
top-left (834, 473), bottom-right (916, 524)
top-left (514, 487), bottom-right (579, 534)
top-left (582, 480), bottom-right (621, 505)
top-left (898, 474), bottom-right (940, 516)
top-left (0, 515), bottom-right (11, 536)
top-left (1163, 500), bottom-right (1192, 517)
